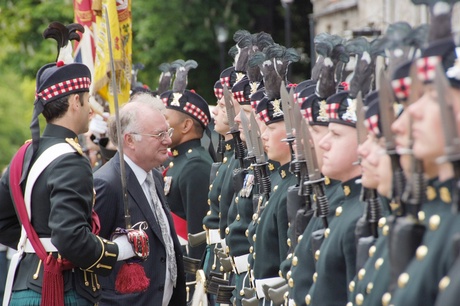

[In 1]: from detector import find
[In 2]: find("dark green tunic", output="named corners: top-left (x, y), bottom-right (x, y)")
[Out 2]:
top-left (283, 178), bottom-right (344, 306)
top-left (307, 178), bottom-right (364, 306)
top-left (164, 139), bottom-right (213, 260)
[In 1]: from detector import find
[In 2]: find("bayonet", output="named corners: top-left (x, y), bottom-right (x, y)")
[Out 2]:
top-left (280, 82), bottom-right (296, 172)
top-left (239, 109), bottom-right (255, 161)
top-left (378, 69), bottom-right (406, 209)
top-left (378, 69), bottom-right (397, 155)
top-left (299, 118), bottom-right (329, 228)
top-left (250, 112), bottom-right (271, 199)
top-left (223, 84), bottom-right (245, 167)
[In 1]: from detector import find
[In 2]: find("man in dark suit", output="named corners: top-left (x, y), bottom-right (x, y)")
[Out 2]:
top-left (94, 93), bottom-right (186, 306)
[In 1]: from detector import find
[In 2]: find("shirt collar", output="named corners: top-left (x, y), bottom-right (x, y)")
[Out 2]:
top-left (124, 154), bottom-right (149, 186)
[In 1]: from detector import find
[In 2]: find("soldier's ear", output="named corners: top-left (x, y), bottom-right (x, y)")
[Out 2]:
top-left (182, 117), bottom-right (194, 134)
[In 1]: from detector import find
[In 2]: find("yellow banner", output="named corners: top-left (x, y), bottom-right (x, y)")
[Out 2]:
top-left (93, 0), bottom-right (132, 113)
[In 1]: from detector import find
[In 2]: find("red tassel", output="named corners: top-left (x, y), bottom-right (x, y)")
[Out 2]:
top-left (115, 262), bottom-right (150, 294)
top-left (41, 254), bottom-right (64, 306)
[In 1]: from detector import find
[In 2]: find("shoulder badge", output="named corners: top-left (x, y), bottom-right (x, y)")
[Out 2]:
top-left (172, 149), bottom-right (179, 157)
top-left (65, 138), bottom-right (83, 156)
top-left (225, 143), bottom-right (232, 151)
top-left (343, 185), bottom-right (351, 196)
top-left (440, 187), bottom-right (452, 204)
top-left (280, 169), bottom-right (286, 179)
top-left (426, 186), bottom-right (436, 201)
top-left (268, 163), bottom-right (275, 171)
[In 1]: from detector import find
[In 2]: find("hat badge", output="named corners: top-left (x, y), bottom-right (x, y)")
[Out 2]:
top-left (342, 98), bottom-right (357, 122)
top-left (250, 82), bottom-right (260, 95)
top-left (317, 100), bottom-right (328, 122)
top-left (171, 92), bottom-right (182, 106)
top-left (271, 99), bottom-right (284, 117)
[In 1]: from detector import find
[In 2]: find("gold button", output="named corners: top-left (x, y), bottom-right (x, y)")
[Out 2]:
top-left (325, 228), bottom-right (331, 238)
top-left (298, 235), bottom-right (303, 243)
top-left (245, 229), bottom-right (249, 237)
top-left (346, 303), bottom-right (353, 306)
top-left (358, 268), bottom-right (366, 280)
top-left (225, 227), bottom-right (230, 235)
top-left (207, 199), bottom-right (211, 205)
top-left (378, 217), bottom-right (386, 228)
top-left (286, 270), bottom-right (292, 279)
top-left (257, 217), bottom-right (261, 224)
top-left (439, 276), bottom-right (450, 291)
top-left (398, 272), bottom-right (410, 288)
top-left (429, 215), bottom-right (441, 231)
top-left (206, 211), bottom-right (211, 216)
top-left (382, 292), bottom-right (391, 306)
top-left (218, 195), bottom-right (221, 202)
top-left (416, 245), bottom-right (428, 260)
top-left (240, 289), bottom-right (245, 296)
top-left (418, 211), bottom-right (425, 222)
top-left (252, 213), bottom-right (258, 221)
top-left (220, 266), bottom-right (224, 272)
top-left (287, 238), bottom-right (292, 247)
top-left (169, 161), bottom-right (174, 168)
top-left (188, 149), bottom-right (192, 153)
top-left (383, 225), bottom-right (389, 236)
top-left (288, 278), bottom-right (294, 288)
top-left (369, 245), bottom-right (376, 258)
top-left (223, 157), bottom-right (228, 163)
top-left (253, 253), bottom-right (256, 259)
top-left (305, 294), bottom-right (311, 305)
top-left (287, 253), bottom-right (293, 259)
top-left (249, 246), bottom-right (253, 253)
top-left (313, 272), bottom-right (318, 283)
top-left (426, 186), bottom-right (436, 201)
top-left (253, 234), bottom-right (256, 242)
top-left (336, 206), bottom-right (343, 217)
top-left (367, 282), bottom-right (374, 294)
top-left (349, 280), bottom-right (355, 292)
top-left (289, 255), bottom-right (297, 266)
top-left (356, 293), bottom-right (364, 305)
top-left (274, 185), bottom-right (279, 191)
top-left (236, 214), bottom-right (240, 221)
top-left (375, 258), bottom-right (384, 270)
top-left (209, 184), bottom-right (213, 191)
top-left (440, 187), bottom-right (452, 203)
top-left (235, 197), bottom-right (239, 204)
top-left (315, 250), bottom-right (320, 261)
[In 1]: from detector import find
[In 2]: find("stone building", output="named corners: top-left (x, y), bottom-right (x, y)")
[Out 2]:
top-left (310, 0), bottom-right (460, 39)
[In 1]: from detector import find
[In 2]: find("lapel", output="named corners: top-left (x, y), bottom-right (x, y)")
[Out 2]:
top-left (112, 153), bottom-right (165, 246)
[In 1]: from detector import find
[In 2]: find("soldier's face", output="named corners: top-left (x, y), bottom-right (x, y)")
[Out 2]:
top-left (308, 124), bottom-right (328, 170)
top-left (261, 121), bottom-right (290, 165)
top-left (163, 108), bottom-right (186, 148)
top-left (213, 97), bottom-right (230, 135)
top-left (76, 92), bottom-right (92, 134)
top-left (358, 133), bottom-right (380, 189)
top-left (409, 86), bottom-right (445, 161)
top-left (377, 144), bottom-right (393, 198)
top-left (319, 123), bottom-right (359, 182)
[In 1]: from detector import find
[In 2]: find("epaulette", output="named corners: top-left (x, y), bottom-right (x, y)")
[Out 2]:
top-left (65, 138), bottom-right (83, 156)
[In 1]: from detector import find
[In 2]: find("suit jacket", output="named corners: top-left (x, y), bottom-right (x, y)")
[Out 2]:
top-left (94, 152), bottom-right (186, 306)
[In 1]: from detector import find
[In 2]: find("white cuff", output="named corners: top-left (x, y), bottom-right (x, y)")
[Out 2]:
top-left (113, 235), bottom-right (136, 261)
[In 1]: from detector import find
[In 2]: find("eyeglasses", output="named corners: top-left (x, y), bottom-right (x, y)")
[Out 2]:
top-left (131, 128), bottom-right (174, 141)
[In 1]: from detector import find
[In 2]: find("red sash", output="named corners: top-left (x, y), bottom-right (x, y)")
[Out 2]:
top-left (171, 212), bottom-right (188, 241)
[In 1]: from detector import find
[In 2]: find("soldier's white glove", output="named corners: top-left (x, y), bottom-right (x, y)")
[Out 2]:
top-left (113, 235), bottom-right (136, 261)
top-left (89, 113), bottom-right (109, 139)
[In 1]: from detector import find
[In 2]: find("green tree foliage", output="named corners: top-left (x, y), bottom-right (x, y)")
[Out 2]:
top-left (0, 0), bottom-right (312, 168)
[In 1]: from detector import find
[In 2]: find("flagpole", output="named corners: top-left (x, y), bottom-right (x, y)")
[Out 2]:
top-left (103, 5), bottom-right (131, 229)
